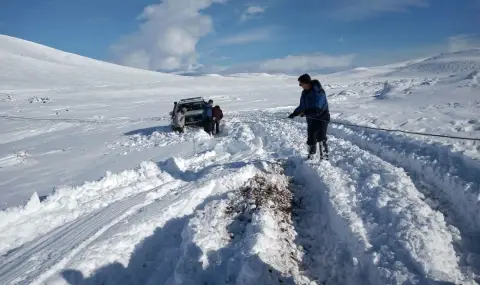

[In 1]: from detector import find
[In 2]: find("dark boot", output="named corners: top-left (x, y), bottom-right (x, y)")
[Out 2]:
top-left (322, 140), bottom-right (329, 160)
top-left (307, 144), bottom-right (316, 159)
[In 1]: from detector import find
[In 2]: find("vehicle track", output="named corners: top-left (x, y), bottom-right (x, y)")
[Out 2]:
top-left (328, 123), bottom-right (480, 281)
top-left (3, 112), bottom-right (478, 284)
top-left (0, 114), bottom-right (265, 284)
top-left (236, 112), bottom-right (476, 284)
top-left (0, 181), bottom-right (180, 285)
top-left (35, 121), bottom-right (262, 285)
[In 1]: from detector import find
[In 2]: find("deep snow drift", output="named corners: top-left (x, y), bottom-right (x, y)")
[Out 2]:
top-left (1, 35), bottom-right (479, 284)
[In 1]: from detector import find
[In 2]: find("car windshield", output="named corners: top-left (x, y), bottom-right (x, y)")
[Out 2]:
top-left (178, 102), bottom-right (204, 112)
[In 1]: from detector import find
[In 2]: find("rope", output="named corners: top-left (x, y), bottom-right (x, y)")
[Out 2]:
top-left (296, 115), bottom-right (480, 142)
top-left (2, 113), bottom-right (479, 141)
top-left (0, 115), bottom-right (167, 124)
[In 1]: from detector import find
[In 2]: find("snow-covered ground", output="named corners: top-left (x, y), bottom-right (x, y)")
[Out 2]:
top-left (1, 35), bottom-right (479, 284)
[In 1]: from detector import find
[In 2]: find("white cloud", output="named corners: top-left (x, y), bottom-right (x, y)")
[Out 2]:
top-left (259, 53), bottom-right (355, 73)
top-left (448, 34), bottom-right (480, 52)
top-left (110, 0), bottom-right (227, 71)
top-left (329, 0), bottom-right (429, 21)
top-left (247, 6), bottom-right (265, 13)
top-left (348, 35), bottom-right (480, 68)
top-left (240, 5), bottom-right (266, 21)
top-left (216, 27), bottom-right (274, 45)
top-left (222, 53), bottom-right (355, 74)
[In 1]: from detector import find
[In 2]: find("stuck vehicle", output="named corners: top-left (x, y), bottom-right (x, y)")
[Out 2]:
top-left (170, 97), bottom-right (206, 128)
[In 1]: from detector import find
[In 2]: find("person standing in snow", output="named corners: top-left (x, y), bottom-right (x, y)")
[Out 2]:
top-left (212, 105), bottom-right (223, 135)
top-left (173, 107), bottom-right (187, 133)
top-left (202, 99), bottom-right (214, 136)
top-left (288, 74), bottom-right (330, 160)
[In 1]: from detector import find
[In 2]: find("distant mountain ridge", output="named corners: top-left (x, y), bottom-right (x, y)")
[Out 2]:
top-left (1, 35), bottom-right (479, 87)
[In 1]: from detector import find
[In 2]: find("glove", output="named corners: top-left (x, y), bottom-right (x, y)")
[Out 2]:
top-left (288, 113), bottom-right (296, 119)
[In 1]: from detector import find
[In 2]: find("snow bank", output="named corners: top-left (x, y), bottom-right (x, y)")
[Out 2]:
top-left (171, 165), bottom-right (305, 284)
top-left (113, 125), bottom-right (209, 154)
top-left (53, 162), bottom-right (258, 285)
top-left (0, 161), bottom-right (174, 256)
top-left (293, 138), bottom-right (472, 284)
top-left (466, 70), bottom-right (479, 86)
top-left (329, 123), bottom-right (480, 236)
top-left (235, 113), bottom-right (476, 283)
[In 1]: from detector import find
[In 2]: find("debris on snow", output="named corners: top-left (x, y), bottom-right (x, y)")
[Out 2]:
top-left (28, 96), bottom-right (51, 103)
top-left (0, 151), bottom-right (30, 169)
top-left (0, 94), bottom-right (13, 101)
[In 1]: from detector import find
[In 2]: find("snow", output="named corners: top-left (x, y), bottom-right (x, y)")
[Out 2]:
top-left (392, 49), bottom-right (480, 75)
top-left (1, 35), bottom-right (480, 284)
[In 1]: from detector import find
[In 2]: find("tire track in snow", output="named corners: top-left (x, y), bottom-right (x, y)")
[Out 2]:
top-left (328, 124), bottom-right (480, 279)
top-left (329, 123), bottom-right (480, 230)
top-left (0, 181), bottom-right (180, 285)
top-left (0, 161), bottom-right (175, 256)
top-left (0, 113), bottom-right (264, 285)
top-left (234, 112), bottom-right (475, 284)
top-left (287, 164), bottom-right (370, 285)
top-left (50, 163), bottom-right (259, 285)
top-left (313, 138), bottom-right (468, 284)
top-left (232, 116), bottom-right (376, 283)
top-left (39, 120), bottom-right (263, 284)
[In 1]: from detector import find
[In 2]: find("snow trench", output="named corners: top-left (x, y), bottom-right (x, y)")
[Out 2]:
top-left (329, 123), bottom-right (480, 239)
top-left (230, 114), bottom-right (477, 284)
top-left (2, 112), bottom-right (479, 285)
top-left (58, 161), bottom-right (347, 285)
top-left (0, 161), bottom-right (177, 256)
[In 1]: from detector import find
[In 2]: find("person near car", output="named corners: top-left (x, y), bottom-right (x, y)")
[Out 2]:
top-left (202, 99), bottom-right (214, 136)
top-left (171, 102), bottom-right (178, 119)
top-left (173, 107), bottom-right (187, 133)
top-left (212, 105), bottom-right (223, 135)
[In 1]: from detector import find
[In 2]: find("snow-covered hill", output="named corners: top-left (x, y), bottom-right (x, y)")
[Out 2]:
top-left (0, 35), bottom-right (179, 89)
top-left (0, 36), bottom-right (479, 285)
top-left (324, 49), bottom-right (480, 81)
top-left (394, 49), bottom-right (480, 75)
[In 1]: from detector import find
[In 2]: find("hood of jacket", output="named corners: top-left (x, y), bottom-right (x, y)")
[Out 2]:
top-left (302, 79), bottom-right (323, 96)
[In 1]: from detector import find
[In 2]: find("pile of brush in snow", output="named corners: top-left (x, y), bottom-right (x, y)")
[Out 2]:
top-left (222, 163), bottom-right (309, 284)
top-left (226, 164), bottom-right (293, 219)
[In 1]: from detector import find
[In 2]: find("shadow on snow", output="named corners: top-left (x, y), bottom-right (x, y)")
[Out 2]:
top-left (61, 193), bottom-right (296, 285)
top-left (124, 125), bottom-right (172, 137)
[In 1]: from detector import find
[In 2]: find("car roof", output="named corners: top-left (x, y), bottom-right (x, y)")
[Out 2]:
top-left (178, 97), bottom-right (205, 104)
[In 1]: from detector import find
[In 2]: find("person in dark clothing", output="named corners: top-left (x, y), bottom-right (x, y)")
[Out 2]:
top-left (212, 105), bottom-right (223, 135)
top-left (288, 73), bottom-right (330, 160)
top-left (202, 99), bottom-right (214, 136)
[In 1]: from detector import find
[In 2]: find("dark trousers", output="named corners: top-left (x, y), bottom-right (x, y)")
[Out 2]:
top-left (213, 120), bottom-right (220, 134)
top-left (307, 119), bottom-right (329, 154)
top-left (173, 126), bottom-right (184, 133)
top-left (203, 118), bottom-right (214, 134)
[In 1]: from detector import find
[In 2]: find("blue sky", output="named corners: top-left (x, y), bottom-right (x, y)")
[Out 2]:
top-left (1, 0), bottom-right (479, 74)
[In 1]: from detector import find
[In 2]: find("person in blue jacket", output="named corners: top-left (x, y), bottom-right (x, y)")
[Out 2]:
top-left (202, 99), bottom-right (214, 136)
top-left (288, 73), bottom-right (330, 159)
